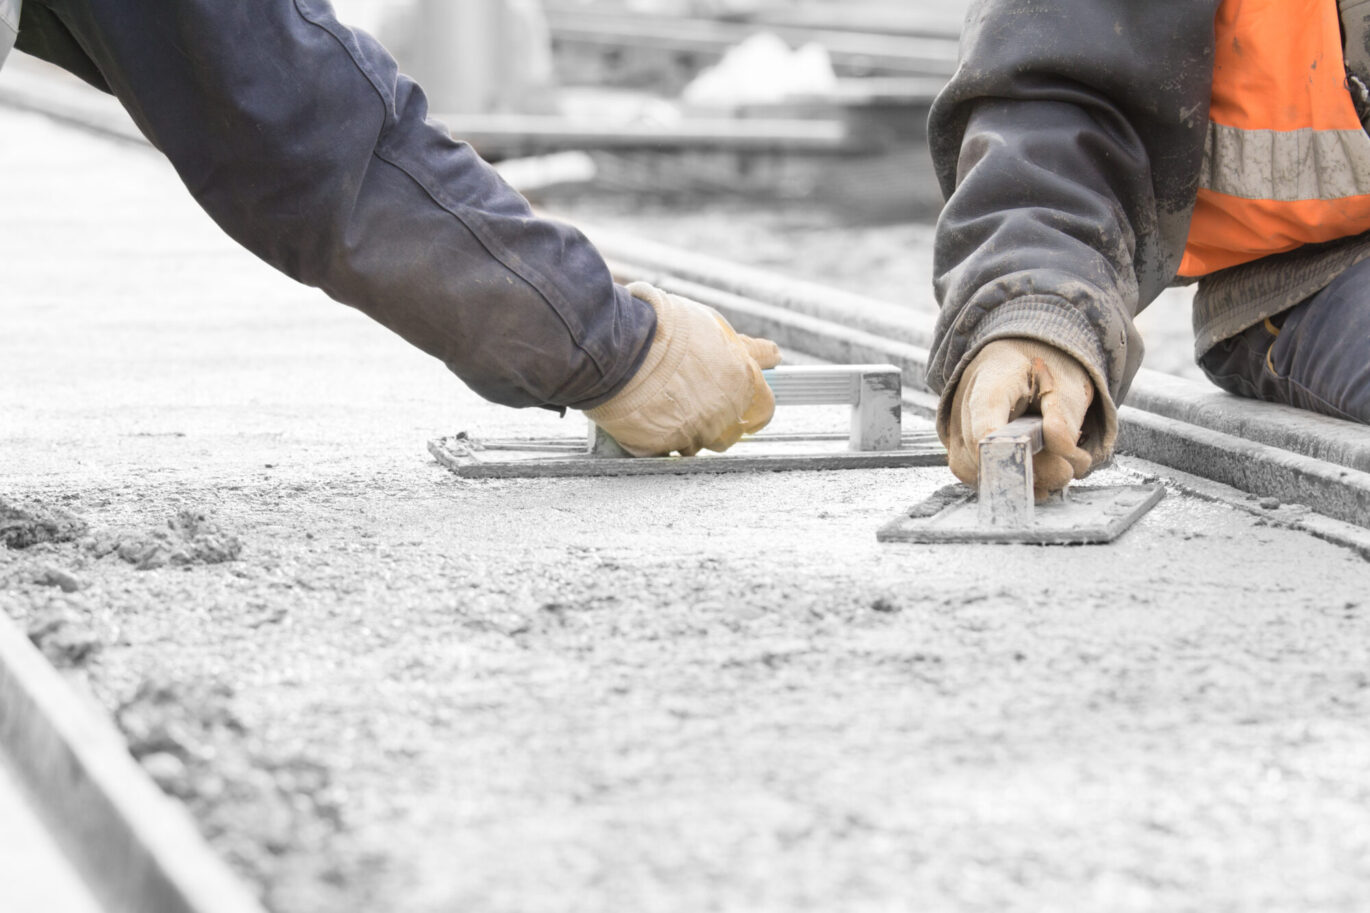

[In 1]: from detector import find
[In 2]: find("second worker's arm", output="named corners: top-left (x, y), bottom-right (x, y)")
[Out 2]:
top-left (927, 0), bottom-right (1223, 492)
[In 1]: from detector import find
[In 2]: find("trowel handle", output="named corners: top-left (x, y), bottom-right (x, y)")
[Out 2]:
top-left (590, 363), bottom-right (904, 456)
top-left (761, 364), bottom-right (902, 452)
top-left (977, 416), bottom-right (1044, 528)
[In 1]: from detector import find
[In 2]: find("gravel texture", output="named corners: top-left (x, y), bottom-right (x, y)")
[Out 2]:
top-left (3, 71), bottom-right (1369, 913)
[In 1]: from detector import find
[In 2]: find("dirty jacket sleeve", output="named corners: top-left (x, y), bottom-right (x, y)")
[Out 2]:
top-left (927, 0), bottom-right (1221, 456)
top-left (15, 0), bottom-right (654, 413)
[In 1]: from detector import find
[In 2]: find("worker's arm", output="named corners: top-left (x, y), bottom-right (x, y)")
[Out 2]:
top-left (15, 0), bottom-right (783, 446)
top-left (926, 0), bottom-right (1222, 489)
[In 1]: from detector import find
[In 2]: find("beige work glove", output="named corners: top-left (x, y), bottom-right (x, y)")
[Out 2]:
top-left (942, 338), bottom-right (1098, 500)
top-left (585, 282), bottom-right (782, 456)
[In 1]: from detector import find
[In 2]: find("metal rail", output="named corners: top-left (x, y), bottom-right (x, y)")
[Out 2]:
top-left (740, 6), bottom-right (965, 40)
top-left (540, 1), bottom-right (966, 40)
top-left (432, 113), bottom-right (866, 159)
top-left (431, 78), bottom-right (941, 159)
top-left (543, 8), bottom-right (959, 78)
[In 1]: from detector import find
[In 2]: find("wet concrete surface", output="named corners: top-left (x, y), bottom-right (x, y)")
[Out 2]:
top-left (4, 99), bottom-right (1370, 913)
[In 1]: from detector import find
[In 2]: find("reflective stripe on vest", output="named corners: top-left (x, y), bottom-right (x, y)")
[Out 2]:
top-left (1180, 0), bottom-right (1370, 278)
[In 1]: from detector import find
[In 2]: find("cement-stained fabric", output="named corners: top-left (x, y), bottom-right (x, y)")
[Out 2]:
top-left (0, 0), bottom-right (19, 70)
top-left (1200, 121), bottom-right (1370, 201)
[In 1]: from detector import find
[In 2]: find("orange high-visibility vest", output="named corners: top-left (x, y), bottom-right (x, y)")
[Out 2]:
top-left (1180, 0), bottom-right (1370, 278)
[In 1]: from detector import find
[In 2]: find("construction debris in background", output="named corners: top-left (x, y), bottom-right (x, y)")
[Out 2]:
top-left (681, 32), bottom-right (837, 107)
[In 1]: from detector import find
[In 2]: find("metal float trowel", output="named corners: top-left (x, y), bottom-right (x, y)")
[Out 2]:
top-left (877, 416), bottom-right (1164, 545)
top-left (428, 364), bottom-right (1162, 543)
top-left (428, 364), bottom-right (945, 478)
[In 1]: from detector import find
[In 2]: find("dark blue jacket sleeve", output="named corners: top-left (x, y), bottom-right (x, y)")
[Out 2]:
top-left (18, 0), bottom-right (654, 410)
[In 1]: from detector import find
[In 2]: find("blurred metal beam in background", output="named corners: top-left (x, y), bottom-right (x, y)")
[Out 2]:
top-left (401, 0), bottom-right (553, 115)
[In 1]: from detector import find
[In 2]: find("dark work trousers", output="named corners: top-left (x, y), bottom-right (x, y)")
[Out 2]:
top-left (14, 0), bottom-right (655, 410)
top-left (1199, 256), bottom-right (1370, 423)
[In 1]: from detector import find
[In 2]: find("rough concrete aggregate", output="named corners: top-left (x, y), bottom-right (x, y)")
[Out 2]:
top-left (4, 95), bottom-right (1370, 913)
top-left (25, 600), bottom-right (103, 668)
top-left (0, 496), bottom-right (88, 550)
top-left (82, 509), bottom-right (244, 570)
top-left (5, 467), bottom-right (1370, 912)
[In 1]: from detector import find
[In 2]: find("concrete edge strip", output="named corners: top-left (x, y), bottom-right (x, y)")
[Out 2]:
top-left (591, 228), bottom-right (939, 347)
top-left (1115, 407), bottom-right (1370, 530)
top-left (0, 616), bottom-right (267, 913)
top-left (1126, 368), bottom-right (1370, 473)
top-left (1117, 455), bottom-right (1370, 560)
top-left (433, 113), bottom-right (867, 155)
top-left (606, 259), bottom-right (933, 387)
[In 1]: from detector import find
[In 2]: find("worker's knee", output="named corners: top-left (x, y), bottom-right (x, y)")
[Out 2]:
top-left (1200, 263), bottom-right (1370, 424)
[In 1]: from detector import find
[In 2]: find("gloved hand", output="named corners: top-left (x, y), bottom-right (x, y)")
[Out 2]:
top-left (942, 338), bottom-right (1097, 499)
top-left (585, 282), bottom-right (782, 456)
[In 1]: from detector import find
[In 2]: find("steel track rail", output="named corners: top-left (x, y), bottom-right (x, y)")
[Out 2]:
top-left (541, 0), bottom-right (966, 41)
top-left (426, 113), bottom-right (866, 159)
top-left (740, 6), bottom-right (965, 40)
top-left (542, 8), bottom-right (959, 78)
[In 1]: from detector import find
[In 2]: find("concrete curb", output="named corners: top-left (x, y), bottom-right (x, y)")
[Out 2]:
top-left (0, 617), bottom-right (267, 913)
top-left (1127, 369), bottom-right (1370, 473)
top-left (1119, 455), bottom-right (1370, 560)
top-left (590, 227), bottom-right (937, 349)
top-left (1116, 407), bottom-right (1370, 531)
top-left (605, 264), bottom-right (935, 388)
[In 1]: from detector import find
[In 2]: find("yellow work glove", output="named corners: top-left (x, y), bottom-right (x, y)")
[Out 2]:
top-left (942, 338), bottom-right (1097, 500)
top-left (585, 282), bottom-right (782, 456)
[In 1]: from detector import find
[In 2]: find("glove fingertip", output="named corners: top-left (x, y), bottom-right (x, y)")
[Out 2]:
top-left (1066, 446), bottom-right (1094, 479)
top-left (1039, 402), bottom-right (1094, 479)
top-left (950, 464), bottom-right (979, 490)
top-left (947, 445), bottom-right (979, 488)
top-left (742, 335), bottom-right (782, 369)
top-left (1032, 452), bottom-right (1075, 496)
